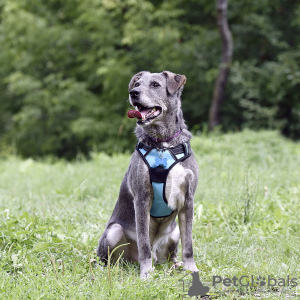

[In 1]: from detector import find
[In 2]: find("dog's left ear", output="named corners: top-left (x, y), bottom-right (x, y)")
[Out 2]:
top-left (163, 71), bottom-right (187, 95)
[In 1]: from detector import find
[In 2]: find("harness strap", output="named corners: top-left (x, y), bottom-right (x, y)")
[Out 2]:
top-left (137, 142), bottom-right (190, 157)
top-left (136, 142), bottom-right (191, 218)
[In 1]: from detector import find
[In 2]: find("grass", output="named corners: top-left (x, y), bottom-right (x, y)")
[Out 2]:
top-left (1, 130), bottom-right (300, 299)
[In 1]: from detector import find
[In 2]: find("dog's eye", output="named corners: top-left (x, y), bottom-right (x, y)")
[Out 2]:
top-left (134, 82), bottom-right (140, 87)
top-left (151, 82), bottom-right (160, 88)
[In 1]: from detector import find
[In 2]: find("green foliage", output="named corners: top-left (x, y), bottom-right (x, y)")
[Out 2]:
top-left (0, 0), bottom-right (135, 158)
top-left (1, 131), bottom-right (300, 298)
top-left (224, 0), bottom-right (300, 137)
top-left (0, 0), bottom-right (300, 158)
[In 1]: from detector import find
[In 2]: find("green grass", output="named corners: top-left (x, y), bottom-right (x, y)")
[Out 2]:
top-left (1, 130), bottom-right (300, 299)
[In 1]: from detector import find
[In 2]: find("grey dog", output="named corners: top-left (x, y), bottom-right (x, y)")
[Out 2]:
top-left (97, 71), bottom-right (199, 279)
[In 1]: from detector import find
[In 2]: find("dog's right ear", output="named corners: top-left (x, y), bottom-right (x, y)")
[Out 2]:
top-left (128, 72), bottom-right (145, 91)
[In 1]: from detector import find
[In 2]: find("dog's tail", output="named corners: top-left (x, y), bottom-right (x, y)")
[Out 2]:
top-left (96, 234), bottom-right (109, 265)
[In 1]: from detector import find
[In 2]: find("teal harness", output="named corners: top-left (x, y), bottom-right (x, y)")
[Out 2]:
top-left (136, 142), bottom-right (191, 218)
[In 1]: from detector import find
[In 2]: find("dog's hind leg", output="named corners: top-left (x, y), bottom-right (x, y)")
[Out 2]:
top-left (97, 223), bottom-right (138, 264)
top-left (97, 229), bottom-right (109, 265)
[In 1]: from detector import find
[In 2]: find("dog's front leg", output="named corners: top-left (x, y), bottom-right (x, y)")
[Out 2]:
top-left (178, 199), bottom-right (198, 272)
top-left (134, 193), bottom-right (153, 279)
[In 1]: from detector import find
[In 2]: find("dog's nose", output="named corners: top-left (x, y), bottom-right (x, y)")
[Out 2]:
top-left (130, 88), bottom-right (141, 99)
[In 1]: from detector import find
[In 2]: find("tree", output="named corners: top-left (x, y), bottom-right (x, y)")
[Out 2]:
top-left (209, 0), bottom-right (233, 131)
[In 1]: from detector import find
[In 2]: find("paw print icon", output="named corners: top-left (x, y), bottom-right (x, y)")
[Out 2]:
top-left (188, 272), bottom-right (210, 297)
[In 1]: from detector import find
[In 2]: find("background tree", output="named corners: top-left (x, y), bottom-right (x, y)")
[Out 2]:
top-left (209, 0), bottom-right (233, 131)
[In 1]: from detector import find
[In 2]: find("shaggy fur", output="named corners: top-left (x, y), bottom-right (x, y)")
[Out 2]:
top-left (97, 71), bottom-right (199, 278)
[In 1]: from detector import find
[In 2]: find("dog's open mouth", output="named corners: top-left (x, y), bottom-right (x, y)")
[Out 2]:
top-left (135, 105), bottom-right (162, 124)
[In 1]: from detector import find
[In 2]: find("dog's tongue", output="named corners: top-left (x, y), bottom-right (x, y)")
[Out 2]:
top-left (127, 110), bottom-right (142, 119)
top-left (128, 107), bottom-right (154, 119)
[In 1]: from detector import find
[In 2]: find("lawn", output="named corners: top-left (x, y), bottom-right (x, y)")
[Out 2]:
top-left (1, 130), bottom-right (300, 299)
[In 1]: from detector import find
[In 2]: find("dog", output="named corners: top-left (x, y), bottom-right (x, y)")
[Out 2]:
top-left (97, 71), bottom-right (199, 279)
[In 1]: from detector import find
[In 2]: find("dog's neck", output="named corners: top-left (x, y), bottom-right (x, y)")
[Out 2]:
top-left (135, 109), bottom-right (192, 148)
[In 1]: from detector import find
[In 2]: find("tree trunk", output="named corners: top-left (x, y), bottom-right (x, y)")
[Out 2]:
top-left (209, 0), bottom-right (233, 131)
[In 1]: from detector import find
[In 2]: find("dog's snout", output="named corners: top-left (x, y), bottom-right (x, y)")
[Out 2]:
top-left (130, 88), bottom-right (141, 99)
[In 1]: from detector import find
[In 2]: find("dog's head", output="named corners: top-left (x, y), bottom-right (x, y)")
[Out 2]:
top-left (128, 71), bottom-right (186, 127)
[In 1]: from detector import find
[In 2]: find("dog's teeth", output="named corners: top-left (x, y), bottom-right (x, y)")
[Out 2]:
top-left (141, 107), bottom-right (158, 121)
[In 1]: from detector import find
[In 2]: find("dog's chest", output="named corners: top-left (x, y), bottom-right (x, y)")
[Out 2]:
top-left (135, 144), bottom-right (191, 216)
top-left (165, 163), bottom-right (191, 211)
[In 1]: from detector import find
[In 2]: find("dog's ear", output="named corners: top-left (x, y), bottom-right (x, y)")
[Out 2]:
top-left (128, 71), bottom-right (145, 91)
top-left (163, 71), bottom-right (187, 95)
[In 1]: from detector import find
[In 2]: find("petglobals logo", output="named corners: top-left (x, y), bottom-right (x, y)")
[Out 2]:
top-left (212, 275), bottom-right (299, 288)
top-left (179, 273), bottom-right (300, 298)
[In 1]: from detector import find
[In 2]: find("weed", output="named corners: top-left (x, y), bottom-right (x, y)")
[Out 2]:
top-left (242, 158), bottom-right (258, 224)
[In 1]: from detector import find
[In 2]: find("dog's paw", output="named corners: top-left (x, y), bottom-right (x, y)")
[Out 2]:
top-left (95, 261), bottom-right (106, 270)
top-left (140, 271), bottom-right (153, 279)
top-left (170, 261), bottom-right (184, 270)
top-left (183, 261), bottom-right (199, 272)
top-left (140, 266), bottom-right (154, 279)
